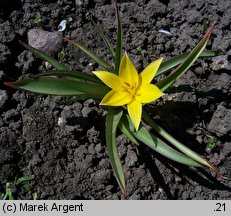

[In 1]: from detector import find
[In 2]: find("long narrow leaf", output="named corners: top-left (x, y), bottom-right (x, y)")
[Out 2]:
top-left (136, 128), bottom-right (203, 167)
top-left (19, 41), bottom-right (68, 70)
top-left (4, 77), bottom-right (109, 100)
top-left (106, 108), bottom-right (126, 194)
top-left (92, 19), bottom-right (116, 60)
top-left (32, 70), bottom-right (102, 84)
top-left (122, 114), bottom-right (203, 167)
top-left (157, 23), bottom-right (215, 92)
top-left (66, 39), bottom-right (112, 72)
top-left (119, 120), bottom-right (139, 146)
top-left (156, 50), bottom-right (220, 77)
top-left (114, 1), bottom-right (122, 74)
top-left (15, 176), bottom-right (33, 185)
top-left (142, 110), bottom-right (220, 175)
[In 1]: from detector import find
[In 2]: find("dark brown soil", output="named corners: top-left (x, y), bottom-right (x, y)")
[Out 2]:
top-left (0, 0), bottom-right (230, 199)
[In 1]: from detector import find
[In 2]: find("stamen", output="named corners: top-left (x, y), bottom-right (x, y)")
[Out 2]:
top-left (122, 82), bottom-right (138, 101)
top-left (124, 82), bottom-right (130, 87)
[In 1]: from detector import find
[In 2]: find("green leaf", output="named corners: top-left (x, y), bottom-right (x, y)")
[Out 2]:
top-left (5, 77), bottom-right (109, 100)
top-left (137, 128), bottom-right (203, 167)
top-left (106, 108), bottom-right (126, 194)
top-left (142, 110), bottom-right (219, 174)
top-left (203, 20), bottom-right (209, 33)
top-left (33, 192), bottom-right (39, 200)
top-left (114, 1), bottom-right (122, 74)
top-left (66, 39), bottom-right (112, 72)
top-left (15, 176), bottom-right (33, 185)
top-left (156, 23), bottom-right (215, 92)
top-left (123, 114), bottom-right (203, 167)
top-left (19, 41), bottom-right (68, 70)
top-left (92, 19), bottom-right (116, 60)
top-left (0, 193), bottom-right (4, 200)
top-left (118, 120), bottom-right (139, 146)
top-left (5, 183), bottom-right (14, 200)
top-left (32, 70), bottom-right (102, 84)
top-left (156, 50), bottom-right (220, 77)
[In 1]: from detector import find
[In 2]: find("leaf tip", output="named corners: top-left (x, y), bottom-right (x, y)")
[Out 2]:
top-left (210, 21), bottom-right (217, 31)
top-left (122, 188), bottom-right (128, 197)
top-left (203, 22), bottom-right (216, 39)
top-left (4, 82), bottom-right (15, 87)
top-left (207, 160), bottom-right (223, 179)
top-left (19, 40), bottom-right (26, 47)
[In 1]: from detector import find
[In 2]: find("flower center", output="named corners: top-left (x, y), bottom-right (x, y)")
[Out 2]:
top-left (122, 82), bottom-right (139, 101)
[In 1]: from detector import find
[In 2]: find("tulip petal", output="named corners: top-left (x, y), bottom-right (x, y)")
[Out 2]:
top-left (137, 84), bottom-right (164, 103)
top-left (127, 100), bottom-right (142, 131)
top-left (100, 90), bottom-right (131, 106)
top-left (93, 71), bottom-right (122, 91)
top-left (119, 53), bottom-right (139, 85)
top-left (140, 57), bottom-right (163, 84)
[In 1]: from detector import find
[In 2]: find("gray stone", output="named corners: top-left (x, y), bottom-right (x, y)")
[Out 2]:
top-left (27, 29), bottom-right (63, 55)
top-left (0, 90), bottom-right (8, 109)
top-left (0, 43), bottom-right (11, 65)
top-left (95, 143), bottom-right (103, 153)
top-left (125, 149), bottom-right (138, 167)
top-left (81, 107), bottom-right (91, 117)
top-left (0, 21), bottom-right (15, 43)
top-left (87, 127), bottom-right (100, 144)
top-left (0, 70), bottom-right (5, 81)
top-left (75, 0), bottom-right (83, 6)
top-left (88, 144), bottom-right (96, 155)
top-left (15, 50), bottom-right (35, 74)
top-left (3, 109), bottom-right (20, 123)
top-left (208, 104), bottom-right (231, 137)
top-left (29, 154), bottom-right (42, 166)
top-left (222, 142), bottom-right (231, 156)
top-left (211, 55), bottom-right (231, 71)
top-left (93, 169), bottom-right (111, 184)
top-left (174, 70), bottom-right (198, 87)
top-left (197, 72), bottom-right (231, 93)
top-left (209, 153), bottom-right (221, 165)
top-left (186, 10), bottom-right (203, 23)
top-left (163, 92), bottom-right (197, 104)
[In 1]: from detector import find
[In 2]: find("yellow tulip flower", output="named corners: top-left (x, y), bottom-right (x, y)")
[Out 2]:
top-left (93, 53), bottom-right (164, 131)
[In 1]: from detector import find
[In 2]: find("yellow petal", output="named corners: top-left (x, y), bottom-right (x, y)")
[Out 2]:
top-left (119, 53), bottom-right (139, 85)
top-left (127, 100), bottom-right (142, 131)
top-left (137, 84), bottom-right (164, 103)
top-left (93, 71), bottom-right (122, 91)
top-left (100, 90), bottom-right (131, 106)
top-left (139, 57), bottom-right (163, 84)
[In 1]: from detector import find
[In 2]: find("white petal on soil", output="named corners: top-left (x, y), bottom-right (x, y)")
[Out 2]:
top-left (158, 29), bottom-right (172, 36)
top-left (58, 20), bottom-right (67, 32)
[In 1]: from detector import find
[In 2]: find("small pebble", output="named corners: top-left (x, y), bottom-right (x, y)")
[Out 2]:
top-left (57, 117), bottom-right (65, 126)
top-left (27, 29), bottom-right (63, 55)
